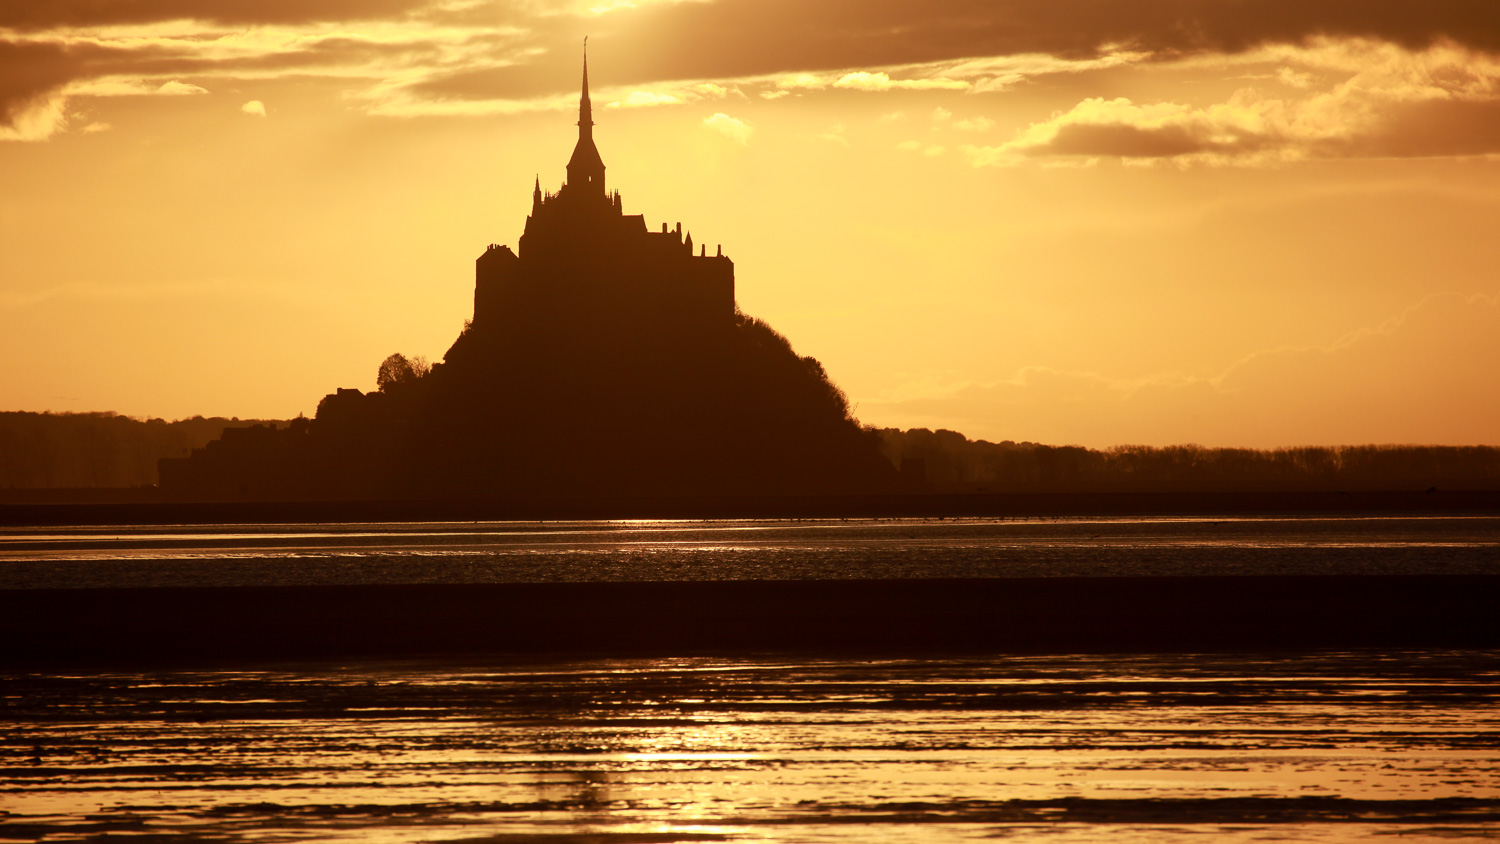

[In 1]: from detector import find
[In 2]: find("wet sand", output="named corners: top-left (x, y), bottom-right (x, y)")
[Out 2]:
top-left (4, 518), bottom-right (1497, 840)
top-left (5, 575), bottom-right (1497, 667)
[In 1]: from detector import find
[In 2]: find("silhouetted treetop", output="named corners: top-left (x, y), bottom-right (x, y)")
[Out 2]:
top-left (376, 354), bottom-right (431, 392)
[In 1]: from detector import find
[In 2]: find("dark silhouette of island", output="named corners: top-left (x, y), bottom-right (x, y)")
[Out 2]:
top-left (156, 52), bottom-right (897, 502)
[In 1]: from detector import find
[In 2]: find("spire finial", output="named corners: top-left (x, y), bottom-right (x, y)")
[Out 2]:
top-left (578, 37), bottom-right (593, 134)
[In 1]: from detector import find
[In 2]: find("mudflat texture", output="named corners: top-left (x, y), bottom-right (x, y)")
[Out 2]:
top-left (3, 651), bottom-right (1497, 843)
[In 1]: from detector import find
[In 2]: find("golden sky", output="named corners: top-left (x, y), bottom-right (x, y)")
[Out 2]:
top-left (4, 0), bottom-right (1500, 447)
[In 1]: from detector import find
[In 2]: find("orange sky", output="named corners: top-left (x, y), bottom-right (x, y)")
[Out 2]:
top-left (4, 0), bottom-right (1500, 448)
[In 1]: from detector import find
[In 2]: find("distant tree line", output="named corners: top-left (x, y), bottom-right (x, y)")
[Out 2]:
top-left (0, 412), bottom-right (285, 489)
top-left (6, 410), bottom-right (1499, 494)
top-left (878, 428), bottom-right (1500, 493)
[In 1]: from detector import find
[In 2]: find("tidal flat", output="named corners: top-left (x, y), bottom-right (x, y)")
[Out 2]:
top-left (4, 651), bottom-right (1499, 843)
top-left (3, 517), bottom-right (1498, 840)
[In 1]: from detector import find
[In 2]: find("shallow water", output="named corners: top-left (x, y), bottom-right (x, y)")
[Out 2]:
top-left (3, 651), bottom-right (1499, 842)
top-left (3, 515), bottom-right (1499, 588)
top-left (4, 518), bottom-right (1498, 840)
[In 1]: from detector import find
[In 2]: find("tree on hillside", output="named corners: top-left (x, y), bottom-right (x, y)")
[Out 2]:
top-left (376, 354), bottom-right (430, 392)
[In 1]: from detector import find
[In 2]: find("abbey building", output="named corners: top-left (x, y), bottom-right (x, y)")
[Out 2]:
top-left (471, 52), bottom-right (734, 339)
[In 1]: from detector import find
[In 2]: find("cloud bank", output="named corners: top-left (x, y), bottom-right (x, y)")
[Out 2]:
top-left (968, 40), bottom-right (1500, 165)
top-left (4, 0), bottom-right (1499, 162)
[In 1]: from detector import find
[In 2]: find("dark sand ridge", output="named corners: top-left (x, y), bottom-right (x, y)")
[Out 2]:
top-left (5, 575), bottom-right (1496, 668)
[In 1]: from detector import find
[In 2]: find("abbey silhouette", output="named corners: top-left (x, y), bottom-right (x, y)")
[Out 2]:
top-left (161, 51), bottom-right (898, 502)
top-left (471, 50), bottom-right (733, 347)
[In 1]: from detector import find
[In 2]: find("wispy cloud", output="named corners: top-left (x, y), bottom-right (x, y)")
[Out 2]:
top-left (833, 71), bottom-right (968, 92)
top-left (896, 140), bottom-right (946, 156)
top-left (607, 90), bottom-right (682, 108)
top-left (702, 111), bottom-right (751, 144)
top-left (773, 70), bottom-right (968, 92)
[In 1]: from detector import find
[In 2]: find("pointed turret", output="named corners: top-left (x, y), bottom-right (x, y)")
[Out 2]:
top-left (532, 174), bottom-right (542, 213)
top-left (566, 39), bottom-right (606, 196)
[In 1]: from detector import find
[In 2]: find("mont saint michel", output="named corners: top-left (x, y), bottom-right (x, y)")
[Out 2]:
top-left (160, 54), bottom-right (898, 503)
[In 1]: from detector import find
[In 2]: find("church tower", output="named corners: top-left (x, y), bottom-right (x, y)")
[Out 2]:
top-left (471, 45), bottom-right (733, 333)
top-left (565, 42), bottom-right (606, 196)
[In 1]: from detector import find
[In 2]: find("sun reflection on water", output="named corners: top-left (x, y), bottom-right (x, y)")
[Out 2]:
top-left (3, 653), bottom-right (1498, 842)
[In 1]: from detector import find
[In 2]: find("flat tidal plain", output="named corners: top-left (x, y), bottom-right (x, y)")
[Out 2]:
top-left (3, 517), bottom-right (1498, 841)
top-left (4, 651), bottom-right (1499, 843)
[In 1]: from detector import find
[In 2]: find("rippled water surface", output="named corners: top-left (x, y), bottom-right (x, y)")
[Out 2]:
top-left (4, 651), bottom-right (1499, 842)
top-left (4, 518), bottom-right (1498, 840)
top-left (3, 515), bottom-right (1500, 588)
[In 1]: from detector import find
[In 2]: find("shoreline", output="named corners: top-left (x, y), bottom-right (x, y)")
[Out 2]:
top-left (2, 489), bottom-right (1498, 526)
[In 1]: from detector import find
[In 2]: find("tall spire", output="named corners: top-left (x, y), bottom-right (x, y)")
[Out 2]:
top-left (565, 37), bottom-right (606, 195)
top-left (578, 37), bottom-right (593, 137)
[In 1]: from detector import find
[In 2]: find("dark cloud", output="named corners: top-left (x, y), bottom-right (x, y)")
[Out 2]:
top-left (409, 54), bottom-right (577, 103)
top-left (1157, 0), bottom-right (1500, 54)
top-left (0, 31), bottom-right (454, 132)
top-left (1036, 122), bottom-right (1266, 158)
top-left (10, 1), bottom-right (1500, 96)
top-left (0, 0), bottom-right (431, 30)
top-left (0, 41), bottom-right (77, 128)
top-left (108, 36), bottom-right (444, 79)
top-left (407, 0), bottom-right (1500, 102)
top-left (578, 0), bottom-right (1500, 86)
top-left (1342, 99), bottom-right (1500, 158)
top-left (979, 95), bottom-right (1500, 165)
top-left (0, 39), bottom-right (134, 133)
top-left (7, 0), bottom-right (1500, 144)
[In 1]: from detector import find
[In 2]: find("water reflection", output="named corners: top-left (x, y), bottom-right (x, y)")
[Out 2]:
top-left (3, 652), bottom-right (1497, 842)
top-left (4, 516), bottom-right (1500, 589)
